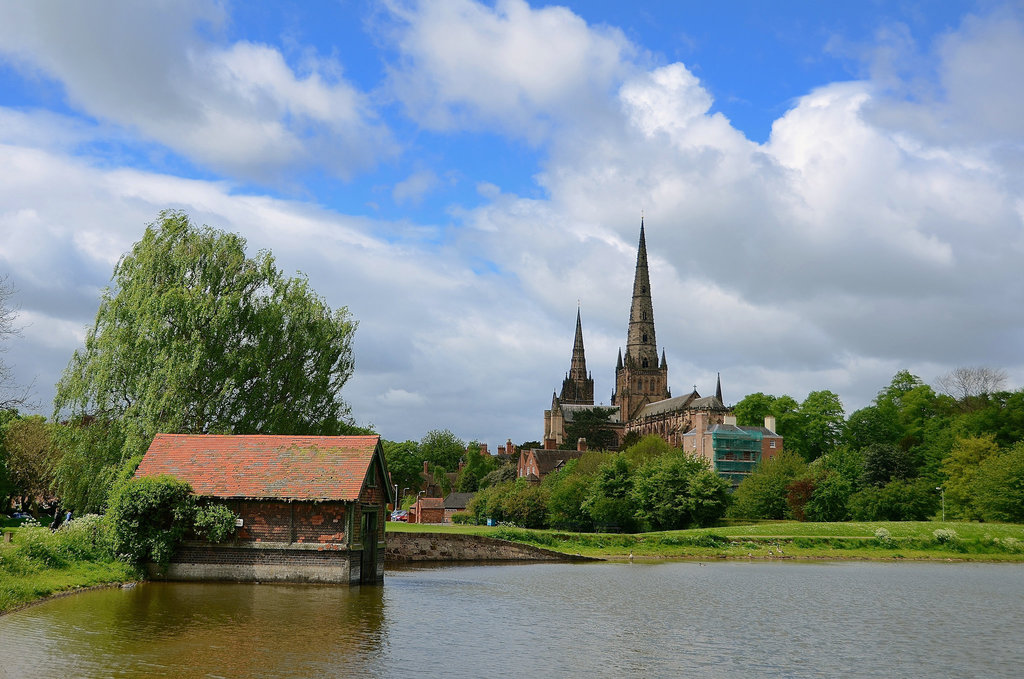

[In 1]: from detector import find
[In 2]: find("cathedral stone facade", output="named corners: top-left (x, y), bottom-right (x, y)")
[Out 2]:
top-left (543, 220), bottom-right (730, 450)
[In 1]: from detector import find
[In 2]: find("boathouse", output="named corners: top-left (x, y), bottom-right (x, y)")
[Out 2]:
top-left (134, 433), bottom-right (393, 584)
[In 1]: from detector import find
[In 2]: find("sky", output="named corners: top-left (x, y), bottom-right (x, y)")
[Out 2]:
top-left (1, 0), bottom-right (1023, 447)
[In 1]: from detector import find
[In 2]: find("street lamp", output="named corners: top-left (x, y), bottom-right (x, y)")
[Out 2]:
top-left (936, 487), bottom-right (945, 522)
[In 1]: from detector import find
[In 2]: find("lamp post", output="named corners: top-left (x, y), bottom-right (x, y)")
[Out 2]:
top-left (936, 486), bottom-right (945, 522)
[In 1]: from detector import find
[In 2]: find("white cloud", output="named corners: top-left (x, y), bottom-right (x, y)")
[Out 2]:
top-left (392, 170), bottom-right (440, 205)
top-left (378, 388), bottom-right (427, 407)
top-left (0, 1), bottom-right (395, 181)
top-left (383, 0), bottom-right (636, 140)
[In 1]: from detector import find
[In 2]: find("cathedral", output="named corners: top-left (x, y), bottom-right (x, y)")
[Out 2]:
top-left (543, 220), bottom-right (731, 450)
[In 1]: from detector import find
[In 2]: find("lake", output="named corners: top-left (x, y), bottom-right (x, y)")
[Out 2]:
top-left (1, 561), bottom-right (1022, 678)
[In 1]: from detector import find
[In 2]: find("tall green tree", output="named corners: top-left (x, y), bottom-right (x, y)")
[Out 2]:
top-left (54, 210), bottom-right (357, 461)
top-left (2, 415), bottom-right (59, 516)
top-left (728, 452), bottom-right (807, 520)
top-left (561, 407), bottom-right (617, 451)
top-left (973, 442), bottom-right (1024, 523)
top-left (382, 439), bottom-right (423, 498)
top-left (941, 435), bottom-right (1001, 520)
top-left (583, 454), bottom-right (638, 532)
top-left (50, 418), bottom-right (128, 514)
top-left (456, 443), bottom-right (499, 492)
top-left (793, 390), bottom-right (845, 461)
top-left (419, 429), bottom-right (465, 472)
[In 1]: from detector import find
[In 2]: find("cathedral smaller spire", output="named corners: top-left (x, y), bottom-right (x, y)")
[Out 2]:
top-left (715, 372), bottom-right (723, 403)
top-left (559, 308), bottom-right (594, 405)
top-left (616, 348), bottom-right (623, 370)
top-left (568, 307), bottom-right (587, 381)
top-left (660, 349), bottom-right (667, 370)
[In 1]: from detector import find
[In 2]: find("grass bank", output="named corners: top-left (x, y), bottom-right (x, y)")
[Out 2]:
top-left (0, 519), bottom-right (139, 615)
top-left (386, 520), bottom-right (1024, 562)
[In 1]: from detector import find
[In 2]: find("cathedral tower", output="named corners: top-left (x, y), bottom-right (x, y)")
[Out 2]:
top-left (559, 308), bottom-right (594, 405)
top-left (612, 219), bottom-right (670, 420)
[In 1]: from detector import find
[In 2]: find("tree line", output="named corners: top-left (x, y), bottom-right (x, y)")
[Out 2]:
top-left (729, 369), bottom-right (1024, 523)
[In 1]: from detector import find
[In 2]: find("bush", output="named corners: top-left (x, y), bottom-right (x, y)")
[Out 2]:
top-left (18, 527), bottom-right (68, 568)
top-left (108, 475), bottom-right (195, 569)
top-left (54, 514), bottom-right (114, 560)
top-left (193, 504), bottom-right (237, 543)
top-left (873, 527), bottom-right (894, 547)
top-left (450, 511), bottom-right (475, 524)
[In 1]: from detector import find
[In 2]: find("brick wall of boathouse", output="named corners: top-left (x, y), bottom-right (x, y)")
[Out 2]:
top-left (152, 499), bottom-right (387, 584)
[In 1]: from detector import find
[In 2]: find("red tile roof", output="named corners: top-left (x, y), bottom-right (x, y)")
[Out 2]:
top-left (135, 434), bottom-right (382, 501)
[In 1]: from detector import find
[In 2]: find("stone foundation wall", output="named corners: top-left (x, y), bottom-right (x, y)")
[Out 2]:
top-left (151, 542), bottom-right (358, 584)
top-left (385, 532), bottom-right (595, 563)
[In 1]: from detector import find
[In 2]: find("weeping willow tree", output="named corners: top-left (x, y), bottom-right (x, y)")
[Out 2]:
top-left (53, 210), bottom-right (358, 511)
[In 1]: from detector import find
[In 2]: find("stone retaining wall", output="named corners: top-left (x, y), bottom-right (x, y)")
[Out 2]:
top-left (150, 541), bottom-right (360, 584)
top-left (385, 532), bottom-right (597, 563)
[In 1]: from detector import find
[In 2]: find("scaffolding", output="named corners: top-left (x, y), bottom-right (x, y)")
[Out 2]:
top-left (712, 428), bottom-right (763, 485)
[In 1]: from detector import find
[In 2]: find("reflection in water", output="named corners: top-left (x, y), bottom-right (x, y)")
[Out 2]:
top-left (1, 581), bottom-right (388, 678)
top-left (2, 561), bottom-right (1023, 678)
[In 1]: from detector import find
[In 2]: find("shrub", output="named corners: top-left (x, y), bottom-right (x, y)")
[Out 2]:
top-left (108, 475), bottom-right (195, 569)
top-left (18, 527), bottom-right (68, 568)
top-left (997, 537), bottom-right (1023, 554)
top-left (54, 514), bottom-right (114, 560)
top-left (450, 511), bottom-right (475, 524)
top-left (932, 528), bottom-right (958, 544)
top-left (873, 527), bottom-right (893, 547)
top-left (193, 504), bottom-right (237, 543)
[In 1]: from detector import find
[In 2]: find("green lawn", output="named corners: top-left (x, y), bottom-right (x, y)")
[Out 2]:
top-left (386, 520), bottom-right (1024, 562)
top-left (0, 526), bottom-right (139, 615)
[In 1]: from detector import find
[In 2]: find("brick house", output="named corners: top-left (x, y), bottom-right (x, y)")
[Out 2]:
top-left (682, 414), bottom-right (784, 486)
top-left (442, 492), bottom-right (475, 522)
top-left (517, 446), bottom-right (588, 482)
top-left (410, 496), bottom-right (445, 524)
top-left (134, 433), bottom-right (394, 584)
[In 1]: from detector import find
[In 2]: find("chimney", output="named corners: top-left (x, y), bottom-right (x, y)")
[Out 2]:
top-left (724, 414), bottom-right (737, 426)
top-left (764, 415), bottom-right (777, 432)
top-left (480, 443), bottom-right (488, 456)
top-left (423, 460), bottom-right (429, 475)
top-left (544, 438), bottom-right (556, 450)
top-left (577, 437), bottom-right (588, 452)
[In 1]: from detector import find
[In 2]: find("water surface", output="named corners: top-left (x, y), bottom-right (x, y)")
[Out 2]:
top-left (1, 561), bottom-right (1021, 678)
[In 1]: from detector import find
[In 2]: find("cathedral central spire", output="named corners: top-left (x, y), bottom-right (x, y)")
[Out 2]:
top-left (612, 217), bottom-right (671, 420)
top-left (626, 218), bottom-right (659, 369)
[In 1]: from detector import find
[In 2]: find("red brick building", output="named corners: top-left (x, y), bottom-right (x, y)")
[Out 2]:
top-left (681, 414), bottom-right (784, 486)
top-left (410, 496), bottom-right (445, 524)
top-left (135, 433), bottom-right (393, 584)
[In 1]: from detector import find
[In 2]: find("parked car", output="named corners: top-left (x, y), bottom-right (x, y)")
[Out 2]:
top-left (390, 510), bottom-right (409, 522)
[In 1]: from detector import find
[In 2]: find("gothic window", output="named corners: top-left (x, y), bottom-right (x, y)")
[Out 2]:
top-left (642, 359), bottom-right (648, 368)
top-left (641, 311), bottom-right (647, 320)
top-left (642, 333), bottom-right (648, 342)
top-left (637, 378), bottom-right (642, 389)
